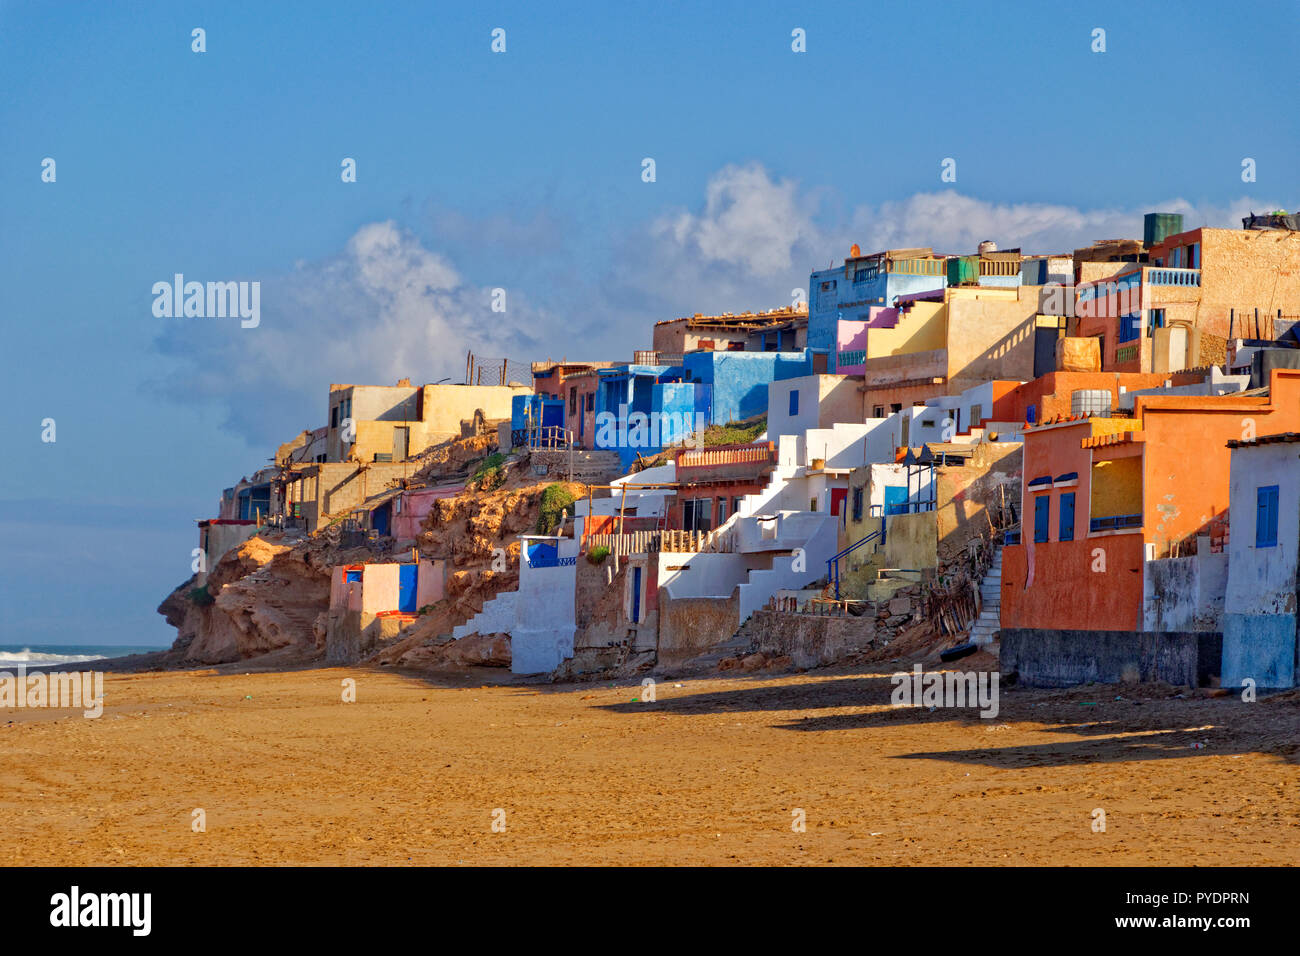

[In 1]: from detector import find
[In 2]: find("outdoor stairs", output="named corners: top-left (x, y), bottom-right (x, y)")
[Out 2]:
top-left (686, 615), bottom-right (760, 671)
top-left (968, 545), bottom-right (1002, 647)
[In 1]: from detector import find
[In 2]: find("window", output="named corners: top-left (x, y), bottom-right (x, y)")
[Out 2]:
top-left (585, 393), bottom-right (594, 412)
top-left (716, 497), bottom-right (728, 525)
top-left (1118, 313), bottom-right (1142, 343)
top-left (873, 405), bottom-right (885, 418)
top-left (569, 386), bottom-right (577, 415)
top-left (852, 488), bottom-right (864, 522)
top-left (1033, 495), bottom-right (1050, 543)
top-left (683, 498), bottom-right (713, 532)
top-left (788, 390), bottom-right (799, 416)
top-left (330, 406), bottom-right (339, 428)
top-left (1257, 485), bottom-right (1280, 548)
top-left (1059, 492), bottom-right (1075, 541)
top-left (1147, 309), bottom-right (1166, 337)
top-left (1189, 242), bottom-right (1200, 269)
top-left (809, 497), bottom-right (818, 512)
top-left (969, 403), bottom-right (983, 428)
top-left (732, 496), bottom-right (742, 515)
top-left (890, 403), bottom-right (902, 413)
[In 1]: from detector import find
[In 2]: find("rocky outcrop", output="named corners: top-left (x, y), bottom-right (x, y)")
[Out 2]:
top-left (158, 532), bottom-right (340, 665)
top-left (392, 632), bottom-right (511, 669)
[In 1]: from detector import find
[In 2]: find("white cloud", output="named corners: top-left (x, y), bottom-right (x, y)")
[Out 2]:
top-left (152, 166), bottom-right (1287, 451)
top-left (151, 221), bottom-right (546, 445)
top-left (652, 162), bottom-right (824, 275)
top-left (848, 192), bottom-right (1285, 256)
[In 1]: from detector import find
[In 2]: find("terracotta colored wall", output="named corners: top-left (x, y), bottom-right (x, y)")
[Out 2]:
top-left (1136, 370), bottom-right (1300, 555)
top-left (1004, 371), bottom-right (1169, 424)
top-left (1155, 228), bottom-right (1300, 341)
top-left (1001, 535), bottom-right (1146, 631)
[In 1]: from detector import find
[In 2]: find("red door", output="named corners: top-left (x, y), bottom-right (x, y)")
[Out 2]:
top-left (830, 488), bottom-right (847, 517)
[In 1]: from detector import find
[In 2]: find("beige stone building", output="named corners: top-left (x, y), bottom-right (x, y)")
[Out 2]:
top-left (324, 379), bottom-right (530, 463)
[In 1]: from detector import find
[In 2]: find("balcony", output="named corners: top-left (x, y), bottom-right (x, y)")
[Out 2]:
top-left (888, 258), bottom-right (946, 276)
top-left (676, 441), bottom-right (777, 484)
top-left (837, 349), bottom-right (866, 367)
top-left (1089, 513), bottom-right (1143, 534)
top-left (978, 259), bottom-right (1021, 277)
top-left (633, 350), bottom-right (685, 366)
top-left (1146, 268), bottom-right (1201, 287)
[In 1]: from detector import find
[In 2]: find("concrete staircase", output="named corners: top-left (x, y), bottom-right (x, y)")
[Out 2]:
top-left (968, 545), bottom-right (1003, 646)
top-left (685, 614), bottom-right (760, 671)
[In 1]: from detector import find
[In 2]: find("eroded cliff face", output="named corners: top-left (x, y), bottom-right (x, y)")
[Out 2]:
top-left (372, 480), bottom-right (588, 669)
top-left (159, 457), bottom-right (590, 669)
top-left (159, 533), bottom-right (345, 665)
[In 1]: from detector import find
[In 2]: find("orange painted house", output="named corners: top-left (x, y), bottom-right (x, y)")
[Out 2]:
top-left (1001, 368), bottom-right (1300, 632)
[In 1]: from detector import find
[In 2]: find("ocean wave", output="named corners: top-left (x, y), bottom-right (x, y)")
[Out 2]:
top-left (0, 649), bottom-right (108, 666)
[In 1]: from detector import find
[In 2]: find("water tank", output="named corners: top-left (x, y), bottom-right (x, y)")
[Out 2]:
top-left (946, 255), bottom-right (979, 286)
top-left (849, 243), bottom-right (861, 257)
top-left (1144, 212), bottom-right (1184, 247)
top-left (1071, 389), bottom-right (1112, 417)
top-left (977, 240), bottom-right (998, 255)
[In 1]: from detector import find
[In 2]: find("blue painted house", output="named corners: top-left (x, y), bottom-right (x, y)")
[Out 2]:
top-left (511, 393), bottom-right (566, 447)
top-left (593, 351), bottom-right (816, 467)
top-left (809, 248), bottom-right (949, 369)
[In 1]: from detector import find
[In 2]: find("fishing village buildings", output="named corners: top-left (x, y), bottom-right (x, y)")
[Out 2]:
top-left (172, 211), bottom-right (1300, 693)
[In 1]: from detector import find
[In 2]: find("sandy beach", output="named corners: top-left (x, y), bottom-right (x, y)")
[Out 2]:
top-left (1, 664), bottom-right (1295, 866)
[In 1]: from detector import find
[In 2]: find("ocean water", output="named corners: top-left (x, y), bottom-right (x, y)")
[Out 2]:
top-left (0, 644), bottom-right (166, 668)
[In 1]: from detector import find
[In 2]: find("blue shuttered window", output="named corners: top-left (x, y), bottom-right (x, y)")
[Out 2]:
top-left (1033, 495), bottom-right (1050, 543)
top-left (1257, 485), bottom-right (1279, 548)
top-left (1059, 492), bottom-right (1075, 542)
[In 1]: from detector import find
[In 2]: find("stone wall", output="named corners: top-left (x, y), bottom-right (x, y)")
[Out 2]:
top-left (1000, 627), bottom-right (1222, 688)
top-left (745, 609), bottom-right (876, 669)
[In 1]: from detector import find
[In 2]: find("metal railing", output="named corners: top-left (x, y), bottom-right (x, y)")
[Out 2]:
top-left (1089, 513), bottom-right (1143, 533)
top-left (826, 529), bottom-right (883, 600)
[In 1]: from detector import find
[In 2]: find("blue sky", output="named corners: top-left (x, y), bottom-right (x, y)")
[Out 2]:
top-left (1, 0), bottom-right (1296, 646)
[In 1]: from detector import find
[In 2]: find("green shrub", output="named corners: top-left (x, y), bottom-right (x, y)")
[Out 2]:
top-left (536, 483), bottom-right (575, 534)
top-left (188, 585), bottom-right (214, 606)
top-left (471, 452), bottom-right (507, 490)
top-left (702, 417), bottom-right (767, 446)
top-left (586, 545), bottom-right (610, 565)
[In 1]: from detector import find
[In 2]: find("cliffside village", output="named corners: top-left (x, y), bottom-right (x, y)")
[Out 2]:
top-left (163, 211), bottom-right (1300, 692)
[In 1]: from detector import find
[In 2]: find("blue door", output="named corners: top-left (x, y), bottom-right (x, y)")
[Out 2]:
top-left (884, 486), bottom-right (908, 516)
top-left (631, 567), bottom-right (641, 623)
top-left (398, 564), bottom-right (418, 613)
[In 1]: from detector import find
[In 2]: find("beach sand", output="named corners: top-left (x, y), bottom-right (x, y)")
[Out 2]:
top-left (1, 665), bottom-right (1295, 865)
